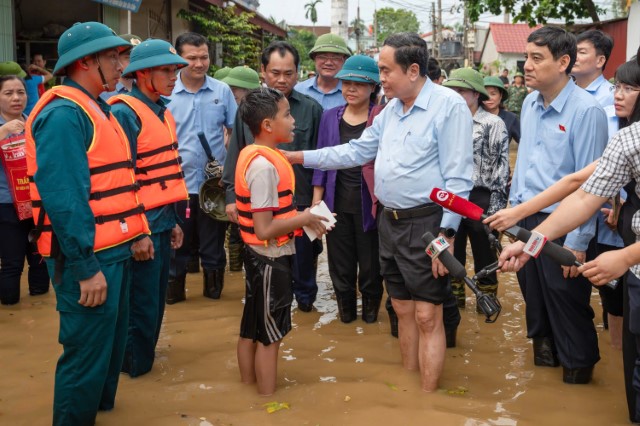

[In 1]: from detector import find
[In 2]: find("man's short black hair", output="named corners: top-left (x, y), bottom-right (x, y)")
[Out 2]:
top-left (527, 26), bottom-right (577, 75)
top-left (576, 29), bottom-right (614, 71)
top-left (239, 88), bottom-right (286, 137)
top-left (383, 32), bottom-right (429, 77)
top-left (175, 32), bottom-right (210, 55)
top-left (261, 41), bottom-right (300, 71)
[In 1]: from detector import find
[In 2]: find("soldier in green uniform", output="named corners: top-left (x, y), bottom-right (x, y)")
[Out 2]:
top-left (26, 22), bottom-right (153, 425)
top-left (507, 71), bottom-right (528, 116)
top-left (107, 39), bottom-right (188, 377)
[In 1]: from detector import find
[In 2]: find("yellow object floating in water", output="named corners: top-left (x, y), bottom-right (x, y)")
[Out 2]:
top-left (263, 401), bottom-right (291, 413)
top-left (385, 382), bottom-right (398, 391)
top-left (438, 386), bottom-right (469, 396)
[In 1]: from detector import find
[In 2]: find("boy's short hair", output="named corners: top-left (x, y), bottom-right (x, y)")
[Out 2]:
top-left (576, 29), bottom-right (614, 71)
top-left (527, 26), bottom-right (577, 75)
top-left (239, 87), bottom-right (285, 137)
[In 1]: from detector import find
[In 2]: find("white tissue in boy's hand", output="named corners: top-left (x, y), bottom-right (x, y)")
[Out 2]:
top-left (303, 201), bottom-right (337, 241)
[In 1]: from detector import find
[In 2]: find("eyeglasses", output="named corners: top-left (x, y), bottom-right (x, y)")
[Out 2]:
top-left (610, 83), bottom-right (640, 95)
top-left (315, 54), bottom-right (345, 62)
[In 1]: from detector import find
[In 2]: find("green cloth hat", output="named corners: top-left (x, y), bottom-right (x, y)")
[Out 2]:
top-left (443, 68), bottom-right (489, 100)
top-left (122, 39), bottom-right (188, 77)
top-left (119, 34), bottom-right (142, 52)
top-left (0, 61), bottom-right (26, 78)
top-left (309, 33), bottom-right (352, 58)
top-left (53, 22), bottom-right (132, 75)
top-left (335, 55), bottom-right (380, 84)
top-left (214, 67), bottom-right (232, 80)
top-left (483, 75), bottom-right (509, 101)
top-left (222, 66), bottom-right (260, 90)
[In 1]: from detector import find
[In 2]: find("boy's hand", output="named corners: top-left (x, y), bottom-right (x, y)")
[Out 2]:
top-left (302, 208), bottom-right (334, 236)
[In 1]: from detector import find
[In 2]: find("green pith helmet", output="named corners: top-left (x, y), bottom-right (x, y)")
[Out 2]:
top-left (0, 61), bottom-right (27, 78)
top-left (119, 34), bottom-right (142, 52)
top-left (122, 39), bottom-right (188, 77)
top-left (443, 67), bottom-right (489, 100)
top-left (335, 55), bottom-right (380, 84)
top-left (222, 66), bottom-right (260, 90)
top-left (514, 71), bottom-right (524, 79)
top-left (309, 33), bottom-right (352, 58)
top-left (53, 21), bottom-right (131, 76)
top-left (483, 75), bottom-right (509, 101)
top-left (214, 66), bottom-right (232, 80)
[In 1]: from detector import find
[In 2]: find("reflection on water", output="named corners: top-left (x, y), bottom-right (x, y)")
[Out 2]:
top-left (0, 235), bottom-right (629, 425)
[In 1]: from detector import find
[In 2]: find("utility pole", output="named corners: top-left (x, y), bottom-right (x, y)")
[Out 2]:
top-left (356, 1), bottom-right (361, 54)
top-left (431, 3), bottom-right (436, 58)
top-left (463, 4), bottom-right (470, 67)
top-left (437, 0), bottom-right (443, 46)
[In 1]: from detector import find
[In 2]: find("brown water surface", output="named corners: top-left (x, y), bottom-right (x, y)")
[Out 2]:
top-left (0, 243), bottom-right (629, 425)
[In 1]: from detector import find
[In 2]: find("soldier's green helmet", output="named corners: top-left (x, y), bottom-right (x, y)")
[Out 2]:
top-left (53, 21), bottom-right (132, 75)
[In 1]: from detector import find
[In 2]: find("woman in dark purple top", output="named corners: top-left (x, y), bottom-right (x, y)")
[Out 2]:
top-left (311, 55), bottom-right (383, 324)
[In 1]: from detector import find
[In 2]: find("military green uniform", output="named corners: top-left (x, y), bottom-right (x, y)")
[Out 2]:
top-left (28, 22), bottom-right (141, 426)
top-left (31, 78), bottom-right (136, 426)
top-left (507, 84), bottom-right (528, 116)
top-left (110, 85), bottom-right (178, 377)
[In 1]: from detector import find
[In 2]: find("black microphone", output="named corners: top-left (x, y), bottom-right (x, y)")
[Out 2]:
top-left (422, 232), bottom-right (501, 322)
top-left (514, 227), bottom-right (617, 289)
top-left (514, 227), bottom-right (578, 267)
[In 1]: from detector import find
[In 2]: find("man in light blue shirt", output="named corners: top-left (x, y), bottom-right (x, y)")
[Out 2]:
top-left (294, 33), bottom-right (350, 110)
top-left (286, 33), bottom-right (473, 392)
top-left (166, 32), bottom-right (237, 304)
top-left (509, 27), bottom-right (608, 384)
top-left (572, 29), bottom-right (624, 347)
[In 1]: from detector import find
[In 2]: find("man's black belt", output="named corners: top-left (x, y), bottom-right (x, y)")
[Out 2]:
top-left (381, 203), bottom-right (440, 220)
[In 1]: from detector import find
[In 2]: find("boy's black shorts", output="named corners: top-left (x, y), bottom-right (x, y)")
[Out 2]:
top-left (240, 247), bottom-right (294, 345)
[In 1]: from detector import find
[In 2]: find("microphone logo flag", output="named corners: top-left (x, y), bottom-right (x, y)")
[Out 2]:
top-left (523, 231), bottom-right (548, 258)
top-left (436, 190), bottom-right (451, 203)
top-left (425, 235), bottom-right (450, 259)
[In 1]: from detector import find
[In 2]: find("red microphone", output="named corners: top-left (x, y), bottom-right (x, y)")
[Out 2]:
top-left (429, 188), bottom-right (485, 221)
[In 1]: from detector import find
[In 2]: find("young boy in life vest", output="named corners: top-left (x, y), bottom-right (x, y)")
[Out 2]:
top-left (235, 87), bottom-right (332, 396)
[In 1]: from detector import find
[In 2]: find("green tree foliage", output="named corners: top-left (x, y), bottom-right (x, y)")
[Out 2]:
top-left (374, 8), bottom-right (420, 44)
top-left (288, 28), bottom-right (317, 74)
top-left (465, 0), bottom-right (604, 26)
top-left (178, 5), bottom-right (261, 74)
top-left (305, 0), bottom-right (323, 27)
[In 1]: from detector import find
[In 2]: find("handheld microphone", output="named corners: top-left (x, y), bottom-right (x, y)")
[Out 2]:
top-left (422, 232), bottom-right (501, 323)
top-left (428, 189), bottom-right (617, 289)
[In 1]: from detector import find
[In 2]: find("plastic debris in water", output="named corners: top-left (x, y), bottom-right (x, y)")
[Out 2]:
top-left (344, 395), bottom-right (351, 402)
top-left (385, 382), bottom-right (398, 391)
top-left (438, 386), bottom-right (469, 396)
top-left (263, 401), bottom-right (290, 413)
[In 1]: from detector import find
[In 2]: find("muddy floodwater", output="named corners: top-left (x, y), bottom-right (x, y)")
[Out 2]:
top-left (0, 241), bottom-right (630, 426)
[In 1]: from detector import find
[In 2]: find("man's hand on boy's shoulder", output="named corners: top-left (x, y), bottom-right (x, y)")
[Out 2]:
top-left (280, 150), bottom-right (303, 164)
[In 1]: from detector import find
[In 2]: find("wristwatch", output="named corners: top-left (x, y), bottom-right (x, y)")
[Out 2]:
top-left (439, 227), bottom-right (456, 239)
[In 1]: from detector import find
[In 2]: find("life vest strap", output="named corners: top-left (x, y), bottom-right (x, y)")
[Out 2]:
top-left (89, 160), bottom-right (135, 175)
top-left (137, 141), bottom-right (178, 159)
top-left (95, 204), bottom-right (145, 225)
top-left (237, 203), bottom-right (296, 219)
top-left (136, 156), bottom-right (182, 175)
top-left (138, 171), bottom-right (185, 188)
top-left (89, 183), bottom-right (140, 201)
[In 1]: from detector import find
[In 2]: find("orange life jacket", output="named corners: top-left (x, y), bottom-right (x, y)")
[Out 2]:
top-left (107, 94), bottom-right (188, 210)
top-left (25, 85), bottom-right (150, 257)
top-left (235, 144), bottom-right (302, 247)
